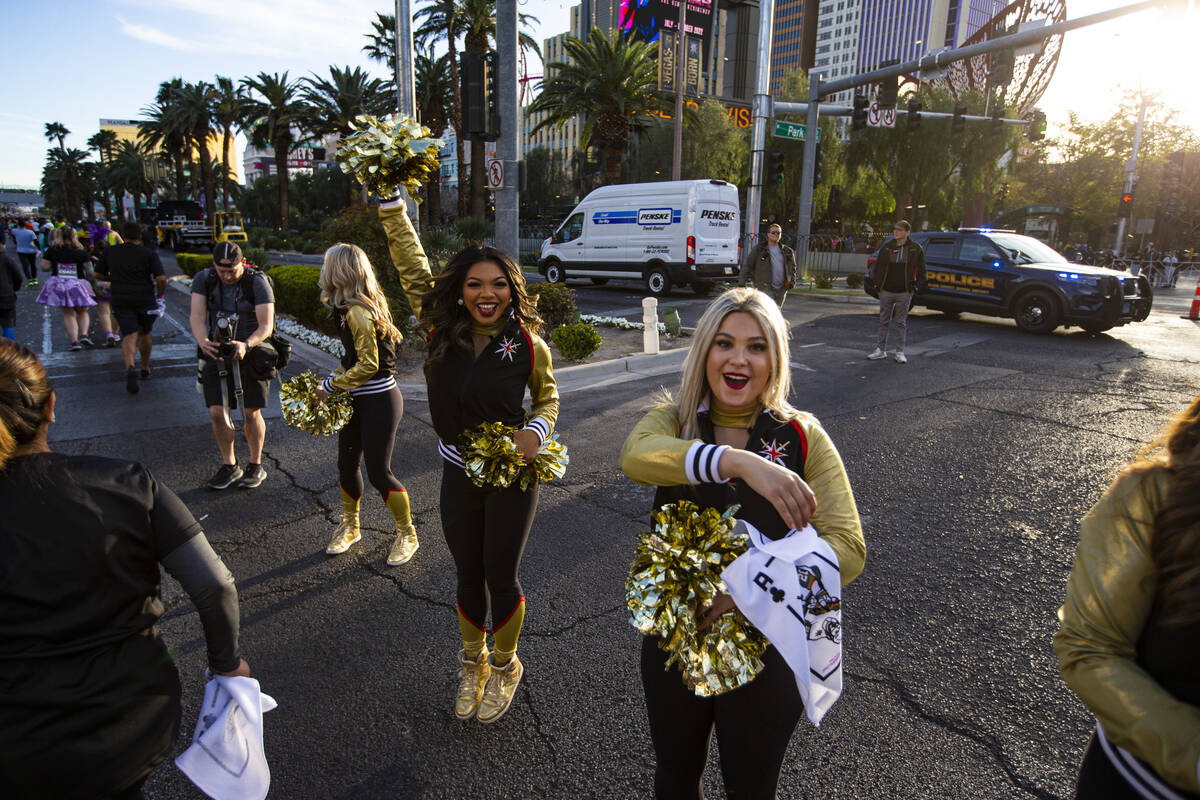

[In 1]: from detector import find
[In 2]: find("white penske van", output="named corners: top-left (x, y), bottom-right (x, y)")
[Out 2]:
top-left (537, 179), bottom-right (741, 296)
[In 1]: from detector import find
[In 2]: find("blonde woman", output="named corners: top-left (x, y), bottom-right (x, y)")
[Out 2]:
top-left (620, 287), bottom-right (866, 799)
top-left (315, 243), bottom-right (418, 566)
top-left (37, 226), bottom-right (96, 350)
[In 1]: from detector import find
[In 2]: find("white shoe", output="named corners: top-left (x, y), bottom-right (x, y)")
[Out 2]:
top-left (894, 351), bottom-right (908, 363)
top-left (867, 348), bottom-right (887, 359)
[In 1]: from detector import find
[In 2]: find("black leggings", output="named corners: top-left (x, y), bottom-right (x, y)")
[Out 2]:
top-left (641, 635), bottom-right (804, 800)
top-left (17, 252), bottom-right (36, 281)
top-left (337, 387), bottom-right (405, 499)
top-left (439, 463), bottom-right (538, 629)
top-left (1075, 729), bottom-right (1200, 799)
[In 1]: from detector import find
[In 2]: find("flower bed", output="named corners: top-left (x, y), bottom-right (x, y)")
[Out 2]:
top-left (581, 313), bottom-right (667, 334)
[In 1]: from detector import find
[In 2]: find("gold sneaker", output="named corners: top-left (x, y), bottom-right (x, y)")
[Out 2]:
top-left (455, 648), bottom-right (491, 720)
top-left (325, 517), bottom-right (361, 555)
top-left (387, 524), bottom-right (419, 566)
top-left (476, 654), bottom-right (523, 724)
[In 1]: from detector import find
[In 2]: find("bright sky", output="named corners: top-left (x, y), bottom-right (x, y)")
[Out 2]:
top-left (1, 0), bottom-right (1193, 189)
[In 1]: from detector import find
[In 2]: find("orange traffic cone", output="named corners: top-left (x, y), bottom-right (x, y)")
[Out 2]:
top-left (1184, 278), bottom-right (1200, 321)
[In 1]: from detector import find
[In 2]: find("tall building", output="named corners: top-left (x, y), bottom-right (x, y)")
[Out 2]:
top-left (856, 0), bottom-right (992, 75)
top-left (770, 0), bottom-right (818, 92)
top-left (242, 133), bottom-right (337, 184)
top-left (99, 119), bottom-right (170, 186)
top-left (522, 5), bottom-right (587, 173)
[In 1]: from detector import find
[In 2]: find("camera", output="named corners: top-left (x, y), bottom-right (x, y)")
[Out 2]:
top-left (214, 313), bottom-right (239, 357)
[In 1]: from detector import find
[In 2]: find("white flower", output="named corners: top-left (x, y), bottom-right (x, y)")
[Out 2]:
top-left (580, 314), bottom-right (667, 333)
top-left (275, 317), bottom-right (345, 358)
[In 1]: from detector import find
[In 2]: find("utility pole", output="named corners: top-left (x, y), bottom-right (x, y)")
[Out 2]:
top-left (795, 67), bottom-right (821, 264)
top-left (495, 0), bottom-right (519, 256)
top-left (394, 0), bottom-right (418, 219)
top-left (1114, 92), bottom-right (1147, 256)
top-left (743, 0), bottom-right (776, 247)
top-left (671, 0), bottom-right (688, 180)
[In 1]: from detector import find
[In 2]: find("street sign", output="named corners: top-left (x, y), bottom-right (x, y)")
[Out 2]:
top-left (658, 30), bottom-right (676, 93)
top-left (772, 120), bottom-right (821, 142)
top-left (867, 101), bottom-right (896, 128)
top-left (487, 159), bottom-right (504, 189)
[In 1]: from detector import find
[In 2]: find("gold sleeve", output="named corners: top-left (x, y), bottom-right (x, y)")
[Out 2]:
top-left (619, 404), bottom-right (724, 487)
top-left (523, 334), bottom-right (560, 442)
top-left (1054, 469), bottom-right (1200, 794)
top-left (378, 201), bottom-right (433, 319)
top-left (328, 306), bottom-right (379, 391)
top-left (796, 416), bottom-right (866, 585)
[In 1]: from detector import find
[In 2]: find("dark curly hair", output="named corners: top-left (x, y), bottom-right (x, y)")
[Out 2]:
top-left (421, 245), bottom-right (543, 368)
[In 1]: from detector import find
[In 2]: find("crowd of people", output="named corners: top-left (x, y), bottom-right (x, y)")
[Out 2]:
top-left (0, 200), bottom-right (1196, 800)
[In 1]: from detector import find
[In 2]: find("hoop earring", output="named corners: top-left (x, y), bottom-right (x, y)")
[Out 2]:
top-left (457, 298), bottom-right (465, 306)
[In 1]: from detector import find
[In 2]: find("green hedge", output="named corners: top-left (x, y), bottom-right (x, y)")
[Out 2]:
top-left (176, 253), bottom-right (211, 277)
top-left (268, 264), bottom-right (336, 335)
top-left (527, 282), bottom-right (578, 332)
top-left (551, 322), bottom-right (603, 361)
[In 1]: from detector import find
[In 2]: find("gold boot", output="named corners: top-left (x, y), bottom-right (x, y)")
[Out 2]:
top-left (455, 647), bottom-right (491, 720)
top-left (387, 523), bottom-right (419, 566)
top-left (476, 654), bottom-right (523, 724)
top-left (326, 493), bottom-right (361, 555)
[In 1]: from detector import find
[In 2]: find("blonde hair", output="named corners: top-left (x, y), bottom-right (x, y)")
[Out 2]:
top-left (0, 341), bottom-right (53, 470)
top-left (318, 243), bottom-right (402, 342)
top-left (673, 287), bottom-right (799, 438)
top-left (51, 225), bottom-right (83, 250)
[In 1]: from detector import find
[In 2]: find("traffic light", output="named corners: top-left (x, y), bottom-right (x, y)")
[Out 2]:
top-left (1027, 109), bottom-right (1046, 142)
top-left (765, 150), bottom-right (785, 187)
top-left (951, 103), bottom-right (966, 135)
top-left (461, 51), bottom-right (500, 140)
top-left (877, 60), bottom-right (899, 107)
top-left (1117, 192), bottom-right (1134, 218)
top-left (989, 48), bottom-right (1015, 87)
top-left (990, 106), bottom-right (1004, 137)
top-left (851, 93), bottom-right (868, 131)
top-left (906, 98), bottom-right (922, 133)
top-left (813, 147), bottom-right (824, 186)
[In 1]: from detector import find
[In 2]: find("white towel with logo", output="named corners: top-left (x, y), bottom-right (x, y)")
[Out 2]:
top-left (722, 521), bottom-right (843, 725)
top-left (175, 675), bottom-right (277, 800)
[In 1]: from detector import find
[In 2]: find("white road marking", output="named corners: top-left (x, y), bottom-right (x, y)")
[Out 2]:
top-left (797, 342), bottom-right (825, 348)
top-left (42, 305), bottom-right (52, 354)
top-left (789, 361), bottom-right (817, 372)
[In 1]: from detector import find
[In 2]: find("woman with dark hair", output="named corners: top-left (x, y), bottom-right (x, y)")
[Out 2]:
top-left (0, 340), bottom-right (249, 798)
top-left (1055, 392), bottom-right (1200, 799)
top-left (620, 287), bottom-right (866, 799)
top-left (421, 245), bottom-right (559, 724)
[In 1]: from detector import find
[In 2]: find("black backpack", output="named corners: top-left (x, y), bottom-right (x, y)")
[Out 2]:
top-left (204, 267), bottom-right (292, 373)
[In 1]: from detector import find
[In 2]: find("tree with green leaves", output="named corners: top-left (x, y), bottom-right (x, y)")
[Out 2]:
top-left (87, 129), bottom-right (121, 220)
top-left (139, 79), bottom-right (190, 201)
top-left (175, 81), bottom-right (220, 221)
top-left (521, 146), bottom-right (565, 217)
top-left (410, 2), bottom-right (467, 217)
top-left (42, 148), bottom-right (87, 221)
top-left (110, 141), bottom-right (155, 215)
top-left (683, 99), bottom-right (749, 187)
top-left (45, 122), bottom-right (70, 152)
top-left (415, 51), bottom-right (453, 224)
top-left (302, 65), bottom-right (392, 206)
top-left (527, 28), bottom-right (661, 186)
top-left (241, 72), bottom-right (309, 230)
top-left (213, 76), bottom-right (246, 210)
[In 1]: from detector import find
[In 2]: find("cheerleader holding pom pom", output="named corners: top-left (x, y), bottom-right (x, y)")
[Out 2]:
top-left (315, 243), bottom-right (420, 566)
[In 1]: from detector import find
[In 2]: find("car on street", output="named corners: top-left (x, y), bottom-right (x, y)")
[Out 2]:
top-left (868, 229), bottom-right (1154, 334)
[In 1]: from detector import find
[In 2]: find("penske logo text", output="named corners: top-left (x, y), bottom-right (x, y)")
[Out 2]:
top-left (700, 209), bottom-right (736, 220)
top-left (637, 208), bottom-right (674, 225)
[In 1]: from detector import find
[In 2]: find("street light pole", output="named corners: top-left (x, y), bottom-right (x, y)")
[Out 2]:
top-left (743, 0), bottom-right (776, 247)
top-left (671, 0), bottom-right (688, 180)
top-left (495, 0), bottom-right (519, 256)
top-left (1114, 91), bottom-right (1147, 257)
top-left (394, 0), bottom-right (415, 118)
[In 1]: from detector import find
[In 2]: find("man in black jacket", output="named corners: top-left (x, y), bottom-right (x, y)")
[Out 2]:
top-left (0, 253), bottom-right (23, 340)
top-left (738, 224), bottom-right (797, 306)
top-left (867, 220), bottom-right (926, 363)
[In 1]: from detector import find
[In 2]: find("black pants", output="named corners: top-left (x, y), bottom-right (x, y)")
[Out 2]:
top-left (439, 463), bottom-right (538, 629)
top-left (337, 387), bottom-right (405, 499)
top-left (17, 252), bottom-right (36, 281)
top-left (641, 635), bottom-right (804, 800)
top-left (1075, 729), bottom-right (1200, 799)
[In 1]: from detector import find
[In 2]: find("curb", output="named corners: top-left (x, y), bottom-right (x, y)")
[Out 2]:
top-left (556, 346), bottom-right (689, 381)
top-left (788, 291), bottom-right (876, 307)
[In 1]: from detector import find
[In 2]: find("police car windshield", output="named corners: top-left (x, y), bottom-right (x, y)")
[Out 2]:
top-left (984, 233), bottom-right (1067, 265)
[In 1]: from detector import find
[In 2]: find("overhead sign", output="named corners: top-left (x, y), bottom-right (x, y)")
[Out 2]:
top-left (620, 0), bottom-right (713, 43)
top-left (772, 121), bottom-right (821, 142)
top-left (867, 101), bottom-right (896, 128)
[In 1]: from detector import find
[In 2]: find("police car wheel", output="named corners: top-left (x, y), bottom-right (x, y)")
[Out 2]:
top-left (544, 261), bottom-right (564, 284)
top-left (646, 268), bottom-right (672, 297)
top-left (1013, 289), bottom-right (1059, 334)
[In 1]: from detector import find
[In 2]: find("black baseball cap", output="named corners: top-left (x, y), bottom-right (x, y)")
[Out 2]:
top-left (212, 242), bottom-right (243, 267)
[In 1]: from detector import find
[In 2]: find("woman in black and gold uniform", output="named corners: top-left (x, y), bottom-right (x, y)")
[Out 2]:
top-left (316, 243), bottom-right (418, 566)
top-left (422, 245), bottom-right (559, 724)
top-left (620, 287), bottom-right (866, 799)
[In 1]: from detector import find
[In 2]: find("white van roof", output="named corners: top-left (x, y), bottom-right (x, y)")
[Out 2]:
top-left (581, 179), bottom-right (733, 203)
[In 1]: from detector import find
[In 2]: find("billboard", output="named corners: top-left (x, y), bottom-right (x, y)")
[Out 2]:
top-left (619, 0), bottom-right (713, 47)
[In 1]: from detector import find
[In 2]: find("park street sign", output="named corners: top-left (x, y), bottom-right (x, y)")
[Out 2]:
top-left (772, 120), bottom-right (821, 142)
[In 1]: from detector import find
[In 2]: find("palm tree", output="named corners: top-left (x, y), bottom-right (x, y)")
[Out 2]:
top-left (415, 51), bottom-right (453, 224)
top-left (111, 141), bottom-right (155, 215)
top-left (241, 71), bottom-right (309, 230)
top-left (88, 129), bottom-right (121, 220)
top-left (527, 29), bottom-right (661, 186)
top-left (213, 76), bottom-right (246, 210)
top-left (140, 79), bottom-right (189, 200)
top-left (410, 2), bottom-right (464, 216)
top-left (454, 0), bottom-right (540, 217)
top-left (301, 65), bottom-right (391, 205)
top-left (42, 147), bottom-right (88, 221)
top-left (175, 81), bottom-right (219, 221)
top-left (45, 122), bottom-right (70, 152)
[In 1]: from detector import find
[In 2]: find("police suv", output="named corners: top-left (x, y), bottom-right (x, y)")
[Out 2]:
top-left (869, 229), bottom-right (1153, 334)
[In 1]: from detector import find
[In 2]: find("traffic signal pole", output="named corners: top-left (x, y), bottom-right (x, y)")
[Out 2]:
top-left (1114, 92), bottom-right (1147, 256)
top-left (743, 0), bottom-right (777, 248)
top-left (495, 0), bottom-right (519, 257)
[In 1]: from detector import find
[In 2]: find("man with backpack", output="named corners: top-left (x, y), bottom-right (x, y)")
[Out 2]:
top-left (188, 242), bottom-right (276, 490)
top-left (94, 222), bottom-right (166, 394)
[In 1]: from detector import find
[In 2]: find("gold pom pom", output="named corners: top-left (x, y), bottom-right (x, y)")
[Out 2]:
top-left (626, 501), bottom-right (767, 697)
top-left (335, 114), bottom-right (443, 199)
top-left (279, 371), bottom-right (354, 436)
top-left (460, 422), bottom-right (570, 490)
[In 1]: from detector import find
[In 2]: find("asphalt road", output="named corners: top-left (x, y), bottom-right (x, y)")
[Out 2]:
top-left (7, 241), bottom-right (1200, 799)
